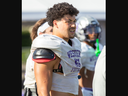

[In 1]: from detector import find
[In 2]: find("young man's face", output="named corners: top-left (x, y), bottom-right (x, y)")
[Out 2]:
top-left (57, 14), bottom-right (76, 40)
top-left (88, 32), bottom-right (98, 41)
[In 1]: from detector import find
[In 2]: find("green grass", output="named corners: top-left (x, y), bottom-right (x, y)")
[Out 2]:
top-left (22, 47), bottom-right (31, 64)
top-left (22, 31), bottom-right (31, 46)
top-left (22, 26), bottom-right (31, 64)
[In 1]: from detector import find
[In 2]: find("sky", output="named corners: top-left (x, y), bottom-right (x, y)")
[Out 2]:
top-left (22, 0), bottom-right (106, 12)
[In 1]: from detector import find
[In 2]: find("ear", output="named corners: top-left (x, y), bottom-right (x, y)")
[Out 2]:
top-left (53, 20), bottom-right (58, 28)
top-left (39, 32), bottom-right (43, 35)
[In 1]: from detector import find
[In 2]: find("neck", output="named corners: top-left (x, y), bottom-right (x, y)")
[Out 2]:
top-left (63, 38), bottom-right (69, 42)
top-left (52, 28), bottom-right (69, 42)
top-left (84, 41), bottom-right (96, 49)
top-left (84, 41), bottom-right (93, 47)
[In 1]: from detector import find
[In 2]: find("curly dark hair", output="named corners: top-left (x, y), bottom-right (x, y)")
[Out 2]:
top-left (46, 2), bottom-right (79, 26)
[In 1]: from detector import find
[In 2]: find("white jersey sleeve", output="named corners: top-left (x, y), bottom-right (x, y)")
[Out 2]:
top-left (24, 53), bottom-right (36, 88)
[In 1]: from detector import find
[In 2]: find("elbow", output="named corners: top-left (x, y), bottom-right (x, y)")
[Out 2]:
top-left (37, 88), bottom-right (49, 96)
top-left (37, 89), bottom-right (42, 96)
top-left (38, 92), bottom-right (45, 96)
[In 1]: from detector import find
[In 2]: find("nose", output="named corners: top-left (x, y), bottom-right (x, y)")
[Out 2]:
top-left (92, 32), bottom-right (95, 34)
top-left (92, 31), bottom-right (97, 35)
top-left (71, 23), bottom-right (76, 28)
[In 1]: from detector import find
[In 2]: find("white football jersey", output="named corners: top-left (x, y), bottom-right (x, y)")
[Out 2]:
top-left (81, 42), bottom-right (103, 72)
top-left (31, 34), bottom-right (82, 76)
top-left (24, 53), bottom-right (35, 88)
top-left (30, 34), bottom-right (82, 95)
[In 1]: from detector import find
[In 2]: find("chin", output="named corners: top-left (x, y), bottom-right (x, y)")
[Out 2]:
top-left (69, 36), bottom-right (75, 39)
top-left (69, 35), bottom-right (75, 39)
top-left (91, 38), bottom-right (96, 41)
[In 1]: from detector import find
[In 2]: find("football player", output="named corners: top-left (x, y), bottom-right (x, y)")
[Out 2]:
top-left (32, 2), bottom-right (82, 96)
top-left (75, 16), bottom-right (103, 96)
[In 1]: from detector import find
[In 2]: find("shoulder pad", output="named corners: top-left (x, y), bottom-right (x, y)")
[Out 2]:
top-left (32, 48), bottom-right (56, 63)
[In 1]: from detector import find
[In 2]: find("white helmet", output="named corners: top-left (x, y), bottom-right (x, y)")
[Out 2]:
top-left (75, 15), bottom-right (101, 43)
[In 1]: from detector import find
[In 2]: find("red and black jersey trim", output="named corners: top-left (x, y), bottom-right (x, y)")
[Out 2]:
top-left (53, 63), bottom-right (63, 73)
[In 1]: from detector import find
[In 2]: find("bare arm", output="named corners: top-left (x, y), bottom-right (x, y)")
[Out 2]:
top-left (78, 67), bottom-right (85, 96)
top-left (34, 57), bottom-right (59, 96)
top-left (78, 67), bottom-right (85, 88)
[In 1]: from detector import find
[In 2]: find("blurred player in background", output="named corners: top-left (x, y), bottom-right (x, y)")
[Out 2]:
top-left (24, 18), bottom-right (52, 96)
top-left (30, 18), bottom-right (52, 41)
top-left (75, 16), bottom-right (103, 96)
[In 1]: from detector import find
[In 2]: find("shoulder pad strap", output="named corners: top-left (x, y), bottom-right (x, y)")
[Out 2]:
top-left (32, 48), bottom-right (56, 63)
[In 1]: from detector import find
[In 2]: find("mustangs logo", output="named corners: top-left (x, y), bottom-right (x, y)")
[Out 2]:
top-left (67, 50), bottom-right (81, 58)
top-left (67, 50), bottom-right (81, 72)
